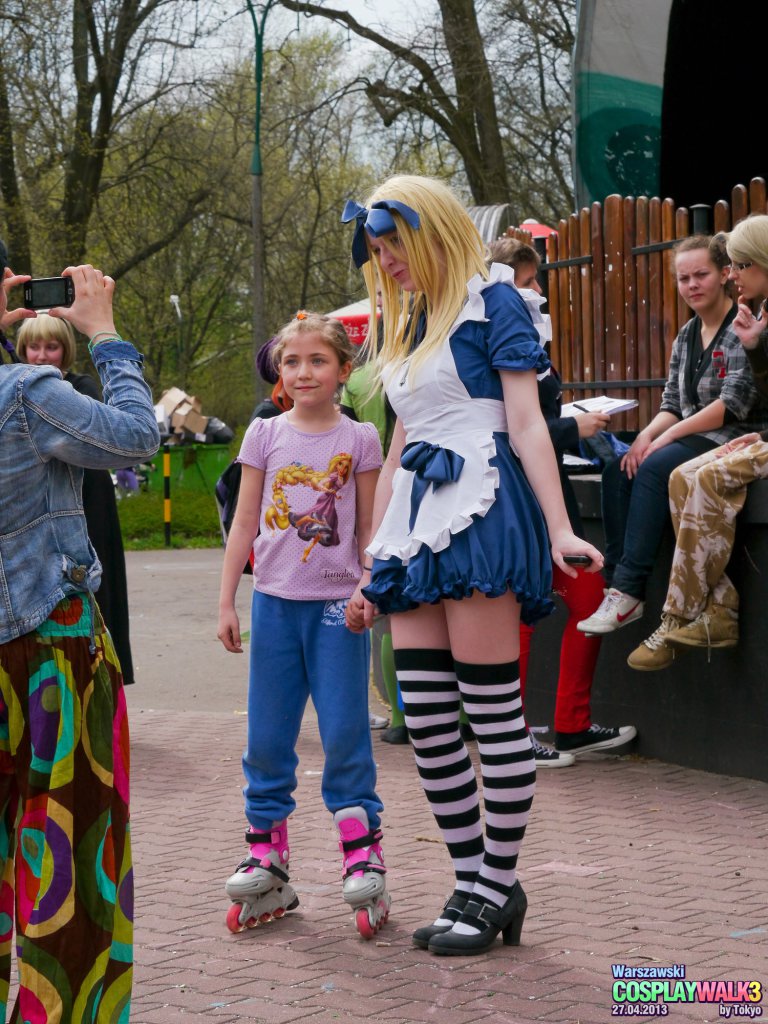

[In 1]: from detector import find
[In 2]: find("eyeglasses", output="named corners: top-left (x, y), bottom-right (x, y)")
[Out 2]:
top-left (731, 261), bottom-right (753, 271)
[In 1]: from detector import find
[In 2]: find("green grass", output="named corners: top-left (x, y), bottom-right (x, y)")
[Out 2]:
top-left (117, 489), bottom-right (224, 550)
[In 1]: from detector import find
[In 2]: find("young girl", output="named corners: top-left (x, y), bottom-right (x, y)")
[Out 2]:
top-left (342, 175), bottom-right (602, 957)
top-left (217, 311), bottom-right (389, 939)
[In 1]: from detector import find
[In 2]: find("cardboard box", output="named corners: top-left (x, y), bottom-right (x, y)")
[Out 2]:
top-left (158, 387), bottom-right (187, 417)
top-left (170, 401), bottom-right (194, 429)
top-left (171, 402), bottom-right (209, 436)
top-left (182, 409), bottom-right (209, 435)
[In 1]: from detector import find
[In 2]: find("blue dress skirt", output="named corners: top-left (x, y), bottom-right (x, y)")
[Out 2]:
top-left (362, 265), bottom-right (555, 626)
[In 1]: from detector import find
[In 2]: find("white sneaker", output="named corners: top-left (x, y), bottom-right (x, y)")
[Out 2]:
top-left (576, 587), bottom-right (644, 635)
top-left (531, 737), bottom-right (575, 768)
top-left (369, 712), bottom-right (389, 729)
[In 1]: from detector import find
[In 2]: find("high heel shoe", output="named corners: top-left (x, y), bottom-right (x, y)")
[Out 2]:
top-left (428, 881), bottom-right (527, 956)
top-left (412, 891), bottom-right (470, 949)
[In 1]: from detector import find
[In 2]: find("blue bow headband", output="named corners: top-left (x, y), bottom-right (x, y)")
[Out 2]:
top-left (341, 199), bottom-right (421, 268)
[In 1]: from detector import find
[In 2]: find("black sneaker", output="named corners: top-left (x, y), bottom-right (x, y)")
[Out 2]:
top-left (381, 725), bottom-right (409, 745)
top-left (555, 723), bottom-right (637, 754)
top-left (531, 737), bottom-right (575, 768)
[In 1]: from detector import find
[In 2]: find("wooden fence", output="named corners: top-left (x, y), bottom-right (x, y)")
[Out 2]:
top-left (508, 177), bottom-right (768, 430)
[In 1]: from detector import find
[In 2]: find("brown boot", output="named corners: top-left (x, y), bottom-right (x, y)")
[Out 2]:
top-left (665, 605), bottom-right (738, 649)
top-left (627, 614), bottom-right (684, 671)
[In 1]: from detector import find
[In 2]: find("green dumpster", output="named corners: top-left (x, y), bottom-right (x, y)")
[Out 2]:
top-left (146, 444), bottom-right (231, 494)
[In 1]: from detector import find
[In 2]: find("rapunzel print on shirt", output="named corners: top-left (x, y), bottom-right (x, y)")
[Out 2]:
top-left (265, 452), bottom-right (353, 561)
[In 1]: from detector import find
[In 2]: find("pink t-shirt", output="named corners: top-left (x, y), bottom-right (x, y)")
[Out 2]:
top-left (238, 414), bottom-right (382, 600)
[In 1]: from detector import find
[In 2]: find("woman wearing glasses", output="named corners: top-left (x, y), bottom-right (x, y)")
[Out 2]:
top-left (629, 215), bottom-right (768, 667)
top-left (578, 232), bottom-right (768, 637)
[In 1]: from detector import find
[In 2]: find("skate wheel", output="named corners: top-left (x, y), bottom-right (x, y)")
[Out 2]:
top-left (258, 912), bottom-right (272, 924)
top-left (356, 908), bottom-right (376, 940)
top-left (226, 903), bottom-right (246, 933)
top-left (273, 907), bottom-right (286, 919)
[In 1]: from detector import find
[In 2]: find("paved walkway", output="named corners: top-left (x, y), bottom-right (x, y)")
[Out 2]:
top-left (125, 550), bottom-right (768, 1024)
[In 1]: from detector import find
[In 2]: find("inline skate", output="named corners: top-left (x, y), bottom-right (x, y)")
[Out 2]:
top-left (225, 820), bottom-right (299, 932)
top-left (334, 807), bottom-right (390, 939)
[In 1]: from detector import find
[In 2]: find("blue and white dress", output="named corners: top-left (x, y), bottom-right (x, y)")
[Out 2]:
top-left (362, 263), bottom-right (555, 625)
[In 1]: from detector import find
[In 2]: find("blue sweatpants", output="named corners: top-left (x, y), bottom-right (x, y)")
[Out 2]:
top-left (242, 591), bottom-right (383, 831)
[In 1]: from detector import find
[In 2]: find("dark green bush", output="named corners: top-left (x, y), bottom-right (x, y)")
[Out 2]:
top-left (117, 489), bottom-right (223, 550)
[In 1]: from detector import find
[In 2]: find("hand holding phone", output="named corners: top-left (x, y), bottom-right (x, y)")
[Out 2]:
top-left (23, 277), bottom-right (75, 310)
top-left (563, 554), bottom-right (592, 566)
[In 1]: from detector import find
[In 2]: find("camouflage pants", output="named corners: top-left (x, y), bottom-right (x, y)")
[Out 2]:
top-left (663, 441), bottom-right (768, 621)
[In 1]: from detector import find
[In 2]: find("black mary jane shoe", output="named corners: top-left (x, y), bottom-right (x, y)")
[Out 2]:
top-left (412, 891), bottom-right (470, 949)
top-left (428, 882), bottom-right (527, 956)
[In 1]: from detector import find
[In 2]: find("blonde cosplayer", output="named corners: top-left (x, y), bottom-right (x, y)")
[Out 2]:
top-left (348, 176), bottom-right (488, 383)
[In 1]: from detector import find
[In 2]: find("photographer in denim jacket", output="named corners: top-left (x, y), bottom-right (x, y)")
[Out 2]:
top-left (0, 252), bottom-right (159, 1023)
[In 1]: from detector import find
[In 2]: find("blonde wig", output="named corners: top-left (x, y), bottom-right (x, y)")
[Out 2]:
top-left (358, 175), bottom-right (488, 383)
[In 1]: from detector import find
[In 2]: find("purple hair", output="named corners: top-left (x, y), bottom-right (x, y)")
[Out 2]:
top-left (255, 337), bottom-right (280, 385)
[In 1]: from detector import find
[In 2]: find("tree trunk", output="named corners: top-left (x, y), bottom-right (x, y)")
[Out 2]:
top-left (277, 0), bottom-right (510, 205)
top-left (0, 54), bottom-right (32, 274)
top-left (437, 0), bottom-right (509, 204)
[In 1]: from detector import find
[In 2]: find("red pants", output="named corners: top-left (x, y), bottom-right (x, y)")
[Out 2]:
top-left (519, 565), bottom-right (604, 734)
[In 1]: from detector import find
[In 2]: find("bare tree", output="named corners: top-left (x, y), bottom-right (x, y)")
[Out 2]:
top-left (490, 0), bottom-right (576, 221)
top-left (277, 0), bottom-right (510, 204)
top-left (0, 0), bottom-right (217, 271)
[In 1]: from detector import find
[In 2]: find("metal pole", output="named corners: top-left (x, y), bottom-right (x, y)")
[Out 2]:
top-left (244, 0), bottom-right (277, 383)
top-left (163, 443), bottom-right (171, 547)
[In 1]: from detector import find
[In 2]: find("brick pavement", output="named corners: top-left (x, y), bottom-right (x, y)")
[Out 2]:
top-left (130, 709), bottom-right (768, 1024)
top-left (124, 550), bottom-right (768, 1023)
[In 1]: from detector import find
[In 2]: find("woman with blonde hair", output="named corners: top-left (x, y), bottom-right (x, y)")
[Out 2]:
top-left (343, 175), bottom-right (602, 955)
top-left (16, 313), bottom-right (137, 684)
top-left (629, 214), bottom-right (768, 667)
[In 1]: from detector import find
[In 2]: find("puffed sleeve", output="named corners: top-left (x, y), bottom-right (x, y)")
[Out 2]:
top-left (237, 416), bottom-right (269, 470)
top-left (482, 283), bottom-right (551, 374)
top-left (355, 420), bottom-right (383, 473)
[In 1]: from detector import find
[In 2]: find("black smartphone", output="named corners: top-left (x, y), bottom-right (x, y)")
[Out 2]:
top-left (23, 277), bottom-right (75, 310)
top-left (563, 554), bottom-right (592, 566)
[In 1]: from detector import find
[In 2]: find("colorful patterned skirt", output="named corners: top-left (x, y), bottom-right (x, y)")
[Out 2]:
top-left (0, 595), bottom-right (132, 1023)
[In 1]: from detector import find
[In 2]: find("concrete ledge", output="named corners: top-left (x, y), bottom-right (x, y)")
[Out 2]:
top-left (524, 475), bottom-right (768, 782)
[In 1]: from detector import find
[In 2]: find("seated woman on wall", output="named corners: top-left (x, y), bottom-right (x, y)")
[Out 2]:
top-left (628, 215), bottom-right (768, 668)
top-left (578, 233), bottom-right (768, 636)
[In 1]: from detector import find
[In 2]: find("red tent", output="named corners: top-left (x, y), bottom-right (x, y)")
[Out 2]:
top-left (326, 300), bottom-right (378, 346)
top-left (518, 218), bottom-right (557, 239)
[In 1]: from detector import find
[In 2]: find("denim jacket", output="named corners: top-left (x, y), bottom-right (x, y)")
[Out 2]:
top-left (0, 341), bottom-right (160, 643)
